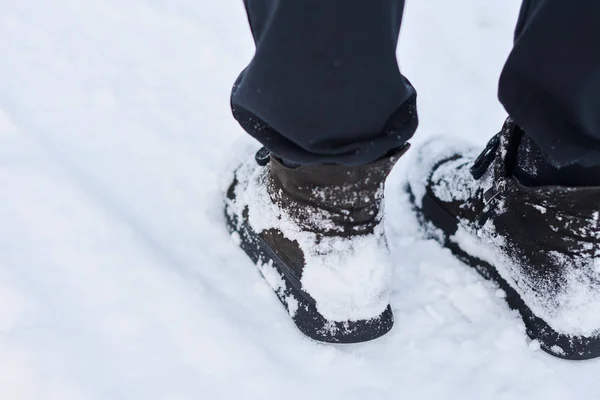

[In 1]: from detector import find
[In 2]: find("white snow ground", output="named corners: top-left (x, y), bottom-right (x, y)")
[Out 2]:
top-left (0, 1), bottom-right (598, 399)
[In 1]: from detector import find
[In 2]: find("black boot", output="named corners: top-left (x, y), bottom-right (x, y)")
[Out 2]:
top-left (408, 119), bottom-right (600, 360)
top-left (224, 144), bottom-right (409, 343)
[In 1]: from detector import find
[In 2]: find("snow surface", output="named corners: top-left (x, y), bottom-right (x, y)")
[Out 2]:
top-left (1, 1), bottom-right (599, 399)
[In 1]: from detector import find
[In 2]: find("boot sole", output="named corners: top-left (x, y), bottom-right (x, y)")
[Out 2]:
top-left (408, 185), bottom-right (600, 360)
top-left (224, 205), bottom-right (393, 344)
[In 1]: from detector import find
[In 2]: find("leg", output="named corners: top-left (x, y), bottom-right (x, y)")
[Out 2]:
top-left (499, 0), bottom-right (600, 168)
top-left (232, 0), bottom-right (416, 165)
top-left (409, 0), bottom-right (600, 359)
top-left (225, 0), bottom-right (413, 342)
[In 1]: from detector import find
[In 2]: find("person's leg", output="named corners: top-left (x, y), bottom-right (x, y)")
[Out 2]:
top-left (408, 0), bottom-right (600, 359)
top-left (231, 0), bottom-right (416, 166)
top-left (499, 0), bottom-right (600, 173)
top-left (226, 0), bottom-right (413, 342)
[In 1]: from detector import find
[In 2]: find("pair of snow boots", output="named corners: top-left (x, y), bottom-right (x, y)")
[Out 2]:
top-left (224, 119), bottom-right (600, 360)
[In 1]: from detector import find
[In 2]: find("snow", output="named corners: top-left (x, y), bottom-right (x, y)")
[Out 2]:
top-left (0, 1), bottom-right (598, 400)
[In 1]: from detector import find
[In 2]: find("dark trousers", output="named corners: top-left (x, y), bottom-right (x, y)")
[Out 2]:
top-left (231, 0), bottom-right (600, 167)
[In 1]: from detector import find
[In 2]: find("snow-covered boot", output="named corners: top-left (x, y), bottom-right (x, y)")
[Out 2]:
top-left (408, 119), bottom-right (600, 360)
top-left (224, 144), bottom-right (409, 343)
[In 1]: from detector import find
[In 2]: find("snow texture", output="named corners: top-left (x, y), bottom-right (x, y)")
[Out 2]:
top-left (0, 1), bottom-right (598, 400)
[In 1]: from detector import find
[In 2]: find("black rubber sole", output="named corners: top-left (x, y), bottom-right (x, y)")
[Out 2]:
top-left (224, 205), bottom-right (394, 344)
top-left (408, 184), bottom-right (600, 360)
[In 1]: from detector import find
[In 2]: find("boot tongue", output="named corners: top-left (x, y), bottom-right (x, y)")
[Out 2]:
top-left (482, 118), bottom-right (600, 187)
top-left (514, 135), bottom-right (600, 187)
top-left (470, 118), bottom-right (523, 181)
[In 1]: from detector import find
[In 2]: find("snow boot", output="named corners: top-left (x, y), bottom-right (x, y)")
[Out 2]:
top-left (224, 144), bottom-right (409, 343)
top-left (408, 118), bottom-right (600, 360)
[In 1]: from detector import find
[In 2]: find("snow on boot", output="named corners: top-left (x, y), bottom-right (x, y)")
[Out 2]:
top-left (408, 119), bottom-right (600, 360)
top-left (224, 144), bottom-right (409, 343)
